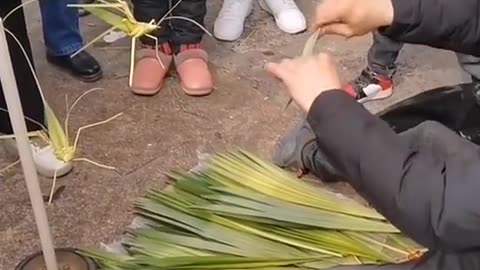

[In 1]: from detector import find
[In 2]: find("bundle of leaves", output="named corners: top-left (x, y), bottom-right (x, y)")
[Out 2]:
top-left (84, 150), bottom-right (425, 269)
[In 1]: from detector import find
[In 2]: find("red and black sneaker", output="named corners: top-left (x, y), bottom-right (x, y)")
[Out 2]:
top-left (343, 68), bottom-right (394, 103)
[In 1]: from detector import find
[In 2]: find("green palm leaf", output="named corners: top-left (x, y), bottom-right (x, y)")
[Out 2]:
top-left (83, 150), bottom-right (424, 269)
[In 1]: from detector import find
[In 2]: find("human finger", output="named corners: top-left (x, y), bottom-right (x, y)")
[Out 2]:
top-left (265, 61), bottom-right (292, 82)
top-left (312, 0), bottom-right (343, 30)
top-left (321, 23), bottom-right (355, 38)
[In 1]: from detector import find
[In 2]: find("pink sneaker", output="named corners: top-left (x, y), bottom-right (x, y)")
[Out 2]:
top-left (130, 43), bottom-right (173, 96)
top-left (174, 44), bottom-right (213, 96)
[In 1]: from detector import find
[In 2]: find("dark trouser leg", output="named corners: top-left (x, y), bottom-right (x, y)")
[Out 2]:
top-left (329, 249), bottom-right (480, 270)
top-left (170, 0), bottom-right (207, 48)
top-left (132, 0), bottom-right (171, 46)
top-left (39, 0), bottom-right (83, 56)
top-left (367, 31), bottom-right (404, 77)
top-left (0, 0), bottom-right (44, 134)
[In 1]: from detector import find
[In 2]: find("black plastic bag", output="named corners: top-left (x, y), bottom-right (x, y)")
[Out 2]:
top-left (378, 83), bottom-right (480, 145)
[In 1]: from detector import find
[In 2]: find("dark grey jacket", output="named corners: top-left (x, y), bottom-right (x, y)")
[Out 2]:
top-left (306, 0), bottom-right (480, 268)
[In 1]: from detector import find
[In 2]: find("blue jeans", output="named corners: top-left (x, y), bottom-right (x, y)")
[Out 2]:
top-left (39, 0), bottom-right (84, 56)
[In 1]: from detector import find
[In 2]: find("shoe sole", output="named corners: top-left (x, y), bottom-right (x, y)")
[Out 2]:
top-left (213, 33), bottom-right (242, 42)
top-left (130, 80), bottom-right (165, 96)
top-left (131, 87), bottom-right (162, 96)
top-left (47, 58), bottom-right (103, 83)
top-left (358, 87), bottom-right (393, 103)
top-left (182, 85), bottom-right (213, 97)
top-left (76, 71), bottom-right (103, 83)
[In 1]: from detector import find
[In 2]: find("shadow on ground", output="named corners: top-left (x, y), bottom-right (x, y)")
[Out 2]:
top-left (0, 0), bottom-right (466, 268)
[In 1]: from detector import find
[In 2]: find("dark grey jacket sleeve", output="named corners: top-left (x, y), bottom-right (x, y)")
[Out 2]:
top-left (380, 0), bottom-right (480, 57)
top-left (306, 90), bottom-right (480, 252)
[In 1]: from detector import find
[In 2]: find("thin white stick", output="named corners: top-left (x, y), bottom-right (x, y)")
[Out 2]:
top-left (48, 169), bottom-right (58, 205)
top-left (64, 88), bottom-right (104, 139)
top-left (73, 158), bottom-right (116, 170)
top-left (149, 35), bottom-right (166, 70)
top-left (0, 159), bottom-right (21, 173)
top-left (129, 38), bottom-right (136, 87)
top-left (161, 16), bottom-right (212, 37)
top-left (64, 95), bottom-right (69, 117)
top-left (73, 112), bottom-right (123, 153)
top-left (0, 107), bottom-right (48, 132)
top-left (0, 131), bottom-right (42, 140)
top-left (4, 29), bottom-right (47, 103)
top-left (4, 0), bottom-right (37, 21)
top-left (70, 25), bottom-right (118, 58)
top-left (157, 0), bottom-right (183, 26)
top-left (0, 19), bottom-right (58, 270)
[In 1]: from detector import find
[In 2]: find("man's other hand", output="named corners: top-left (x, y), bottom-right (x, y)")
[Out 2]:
top-left (265, 53), bottom-right (342, 112)
top-left (313, 0), bottom-right (394, 38)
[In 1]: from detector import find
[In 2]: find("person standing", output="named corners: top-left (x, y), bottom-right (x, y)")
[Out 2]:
top-left (268, 0), bottom-right (480, 268)
top-left (39, 0), bottom-right (103, 82)
top-left (1, 0), bottom-right (72, 177)
top-left (130, 0), bottom-right (213, 96)
top-left (213, 0), bottom-right (306, 41)
top-left (343, 32), bottom-right (480, 103)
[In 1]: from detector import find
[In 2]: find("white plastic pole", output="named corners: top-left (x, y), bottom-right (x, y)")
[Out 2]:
top-left (0, 18), bottom-right (58, 270)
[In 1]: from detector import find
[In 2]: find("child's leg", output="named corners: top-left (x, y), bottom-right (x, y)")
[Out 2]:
top-left (367, 31), bottom-right (404, 77)
top-left (130, 0), bottom-right (174, 96)
top-left (170, 0), bottom-right (213, 96)
top-left (344, 31), bottom-right (404, 102)
top-left (170, 0), bottom-right (207, 49)
top-left (132, 0), bottom-right (171, 47)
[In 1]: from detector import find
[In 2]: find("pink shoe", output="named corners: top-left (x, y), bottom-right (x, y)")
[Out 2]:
top-left (130, 43), bottom-right (173, 96)
top-left (174, 44), bottom-right (213, 96)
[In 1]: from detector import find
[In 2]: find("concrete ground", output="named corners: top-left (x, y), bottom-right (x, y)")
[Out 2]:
top-left (0, 0), bottom-right (467, 268)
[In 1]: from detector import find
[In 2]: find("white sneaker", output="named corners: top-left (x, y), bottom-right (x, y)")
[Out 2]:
top-left (4, 135), bottom-right (73, 178)
top-left (214, 0), bottom-right (254, 41)
top-left (258, 0), bottom-right (307, 34)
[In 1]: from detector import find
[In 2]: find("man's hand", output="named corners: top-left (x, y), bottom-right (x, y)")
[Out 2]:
top-left (313, 0), bottom-right (394, 38)
top-left (265, 53), bottom-right (342, 112)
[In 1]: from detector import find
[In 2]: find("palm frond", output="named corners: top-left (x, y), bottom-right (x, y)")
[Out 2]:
top-left (83, 150), bottom-right (425, 269)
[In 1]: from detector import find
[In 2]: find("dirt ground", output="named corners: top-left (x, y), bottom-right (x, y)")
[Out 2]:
top-left (0, 0), bottom-right (468, 268)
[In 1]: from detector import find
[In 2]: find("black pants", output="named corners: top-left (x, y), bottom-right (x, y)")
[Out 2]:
top-left (132, 0), bottom-right (207, 49)
top-left (0, 0), bottom-right (44, 134)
